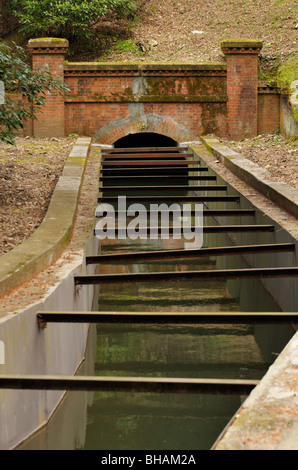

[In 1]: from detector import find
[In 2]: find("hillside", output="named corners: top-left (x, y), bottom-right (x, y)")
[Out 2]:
top-left (70, 0), bottom-right (297, 68)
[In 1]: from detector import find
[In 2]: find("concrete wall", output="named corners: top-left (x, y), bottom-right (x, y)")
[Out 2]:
top-left (280, 94), bottom-right (298, 139)
top-left (0, 231), bottom-right (100, 450)
top-left (0, 137), bottom-right (101, 449)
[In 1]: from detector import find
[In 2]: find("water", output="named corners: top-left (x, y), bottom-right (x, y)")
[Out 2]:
top-left (17, 161), bottom-right (296, 450)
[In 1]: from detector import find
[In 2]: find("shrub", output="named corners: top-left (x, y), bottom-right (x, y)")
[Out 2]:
top-left (11, 0), bottom-right (137, 40)
top-left (0, 42), bottom-right (67, 145)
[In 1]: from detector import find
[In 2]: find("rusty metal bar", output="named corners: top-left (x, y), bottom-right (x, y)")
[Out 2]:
top-left (101, 175), bottom-right (217, 181)
top-left (93, 225), bottom-right (275, 236)
top-left (74, 267), bottom-right (298, 285)
top-left (102, 153), bottom-right (189, 162)
top-left (101, 160), bottom-right (195, 166)
top-left (100, 185), bottom-right (227, 192)
top-left (98, 209), bottom-right (256, 217)
top-left (86, 243), bottom-right (295, 264)
top-left (0, 374), bottom-right (259, 394)
top-left (98, 195), bottom-right (240, 202)
top-left (36, 311), bottom-right (298, 326)
top-left (100, 166), bottom-right (208, 172)
top-left (102, 147), bottom-right (188, 153)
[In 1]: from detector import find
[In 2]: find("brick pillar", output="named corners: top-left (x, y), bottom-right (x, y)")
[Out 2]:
top-left (221, 39), bottom-right (262, 140)
top-left (28, 38), bottom-right (68, 138)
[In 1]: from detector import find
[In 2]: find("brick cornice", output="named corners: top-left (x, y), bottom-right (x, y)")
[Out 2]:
top-left (221, 39), bottom-right (263, 54)
top-left (28, 38), bottom-right (69, 54)
top-left (64, 63), bottom-right (227, 77)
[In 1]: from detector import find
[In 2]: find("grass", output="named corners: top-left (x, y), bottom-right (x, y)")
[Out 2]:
top-left (116, 38), bottom-right (140, 54)
top-left (276, 54), bottom-right (298, 90)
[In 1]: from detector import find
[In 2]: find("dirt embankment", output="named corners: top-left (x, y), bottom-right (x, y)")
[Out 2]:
top-left (0, 137), bottom-right (74, 257)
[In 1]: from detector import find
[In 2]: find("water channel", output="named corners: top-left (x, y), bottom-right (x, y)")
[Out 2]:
top-left (17, 143), bottom-right (297, 450)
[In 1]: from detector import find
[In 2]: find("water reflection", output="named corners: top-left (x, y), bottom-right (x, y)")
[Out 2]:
top-left (17, 161), bottom-right (296, 450)
top-left (82, 392), bottom-right (241, 450)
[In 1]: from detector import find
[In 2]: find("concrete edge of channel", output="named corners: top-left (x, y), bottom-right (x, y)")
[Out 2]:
top-left (198, 135), bottom-right (298, 450)
top-left (212, 329), bottom-right (298, 450)
top-left (200, 135), bottom-right (298, 220)
top-left (0, 137), bottom-right (92, 299)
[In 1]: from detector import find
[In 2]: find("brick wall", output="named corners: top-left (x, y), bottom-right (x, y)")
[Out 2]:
top-left (28, 38), bottom-right (69, 138)
top-left (258, 88), bottom-right (280, 135)
top-left (26, 38), bottom-right (283, 143)
top-left (64, 64), bottom-right (228, 143)
top-left (221, 40), bottom-right (263, 140)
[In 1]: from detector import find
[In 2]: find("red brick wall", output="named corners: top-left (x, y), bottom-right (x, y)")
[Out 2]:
top-left (26, 38), bottom-right (283, 143)
top-left (64, 65), bottom-right (228, 143)
top-left (65, 101), bottom-right (228, 144)
top-left (28, 39), bottom-right (69, 138)
top-left (226, 54), bottom-right (259, 139)
top-left (258, 92), bottom-right (280, 135)
top-left (221, 40), bottom-right (263, 140)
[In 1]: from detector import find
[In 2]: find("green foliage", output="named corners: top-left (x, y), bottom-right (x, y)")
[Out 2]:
top-left (11, 0), bottom-right (137, 39)
top-left (116, 39), bottom-right (140, 53)
top-left (0, 42), bottom-right (68, 145)
top-left (276, 54), bottom-right (298, 90)
top-left (259, 52), bottom-right (298, 91)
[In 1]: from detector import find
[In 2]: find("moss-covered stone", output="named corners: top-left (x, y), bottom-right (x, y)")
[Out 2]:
top-left (28, 37), bottom-right (69, 48)
top-left (221, 38), bottom-right (263, 50)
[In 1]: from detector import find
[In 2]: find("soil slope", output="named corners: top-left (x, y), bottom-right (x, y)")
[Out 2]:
top-left (71, 0), bottom-right (297, 65)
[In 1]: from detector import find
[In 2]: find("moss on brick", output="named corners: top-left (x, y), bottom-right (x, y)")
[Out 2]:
top-left (65, 157), bottom-right (86, 166)
top-left (29, 37), bottom-right (69, 45)
top-left (221, 39), bottom-right (263, 49)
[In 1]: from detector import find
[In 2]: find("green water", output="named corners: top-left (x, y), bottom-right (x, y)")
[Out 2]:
top-left (17, 166), bottom-right (296, 450)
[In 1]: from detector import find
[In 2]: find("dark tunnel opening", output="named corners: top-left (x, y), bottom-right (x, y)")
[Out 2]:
top-left (113, 132), bottom-right (178, 148)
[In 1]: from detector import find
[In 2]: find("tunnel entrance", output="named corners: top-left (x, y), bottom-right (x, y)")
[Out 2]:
top-left (113, 132), bottom-right (178, 148)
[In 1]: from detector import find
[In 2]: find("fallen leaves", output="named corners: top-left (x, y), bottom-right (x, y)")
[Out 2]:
top-left (0, 137), bottom-right (73, 256)
top-left (222, 134), bottom-right (298, 190)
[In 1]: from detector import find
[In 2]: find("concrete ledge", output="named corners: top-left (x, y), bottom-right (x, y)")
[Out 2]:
top-left (200, 136), bottom-right (298, 219)
top-left (0, 137), bottom-right (91, 298)
top-left (214, 330), bottom-right (298, 450)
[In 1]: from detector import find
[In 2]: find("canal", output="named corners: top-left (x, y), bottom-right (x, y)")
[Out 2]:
top-left (17, 141), bottom-right (297, 450)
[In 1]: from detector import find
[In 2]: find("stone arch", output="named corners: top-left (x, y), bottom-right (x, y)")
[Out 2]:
top-left (93, 105), bottom-right (198, 145)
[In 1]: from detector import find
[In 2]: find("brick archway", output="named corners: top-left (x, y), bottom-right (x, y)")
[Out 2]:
top-left (93, 106), bottom-right (199, 145)
top-left (27, 38), bottom-right (280, 142)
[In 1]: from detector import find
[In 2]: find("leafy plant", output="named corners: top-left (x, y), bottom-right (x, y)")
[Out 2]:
top-left (0, 41), bottom-right (68, 145)
top-left (276, 53), bottom-right (298, 90)
top-left (116, 39), bottom-right (140, 53)
top-left (10, 0), bottom-right (137, 40)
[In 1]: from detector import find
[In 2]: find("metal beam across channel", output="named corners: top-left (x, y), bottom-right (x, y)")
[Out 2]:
top-left (100, 166), bottom-right (209, 172)
top-left (0, 375), bottom-right (260, 395)
top-left (100, 185), bottom-right (228, 192)
top-left (96, 209), bottom-right (256, 217)
top-left (93, 225), bottom-right (276, 236)
top-left (98, 195), bottom-right (240, 202)
top-left (101, 175), bottom-right (217, 181)
top-left (74, 267), bottom-right (298, 285)
top-left (85, 243), bottom-right (295, 264)
top-left (36, 311), bottom-right (298, 326)
top-left (101, 147), bottom-right (189, 153)
top-left (102, 153), bottom-right (191, 159)
top-left (101, 160), bottom-right (199, 166)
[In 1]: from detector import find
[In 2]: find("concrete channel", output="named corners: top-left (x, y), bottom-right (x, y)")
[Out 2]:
top-left (0, 135), bottom-right (297, 450)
